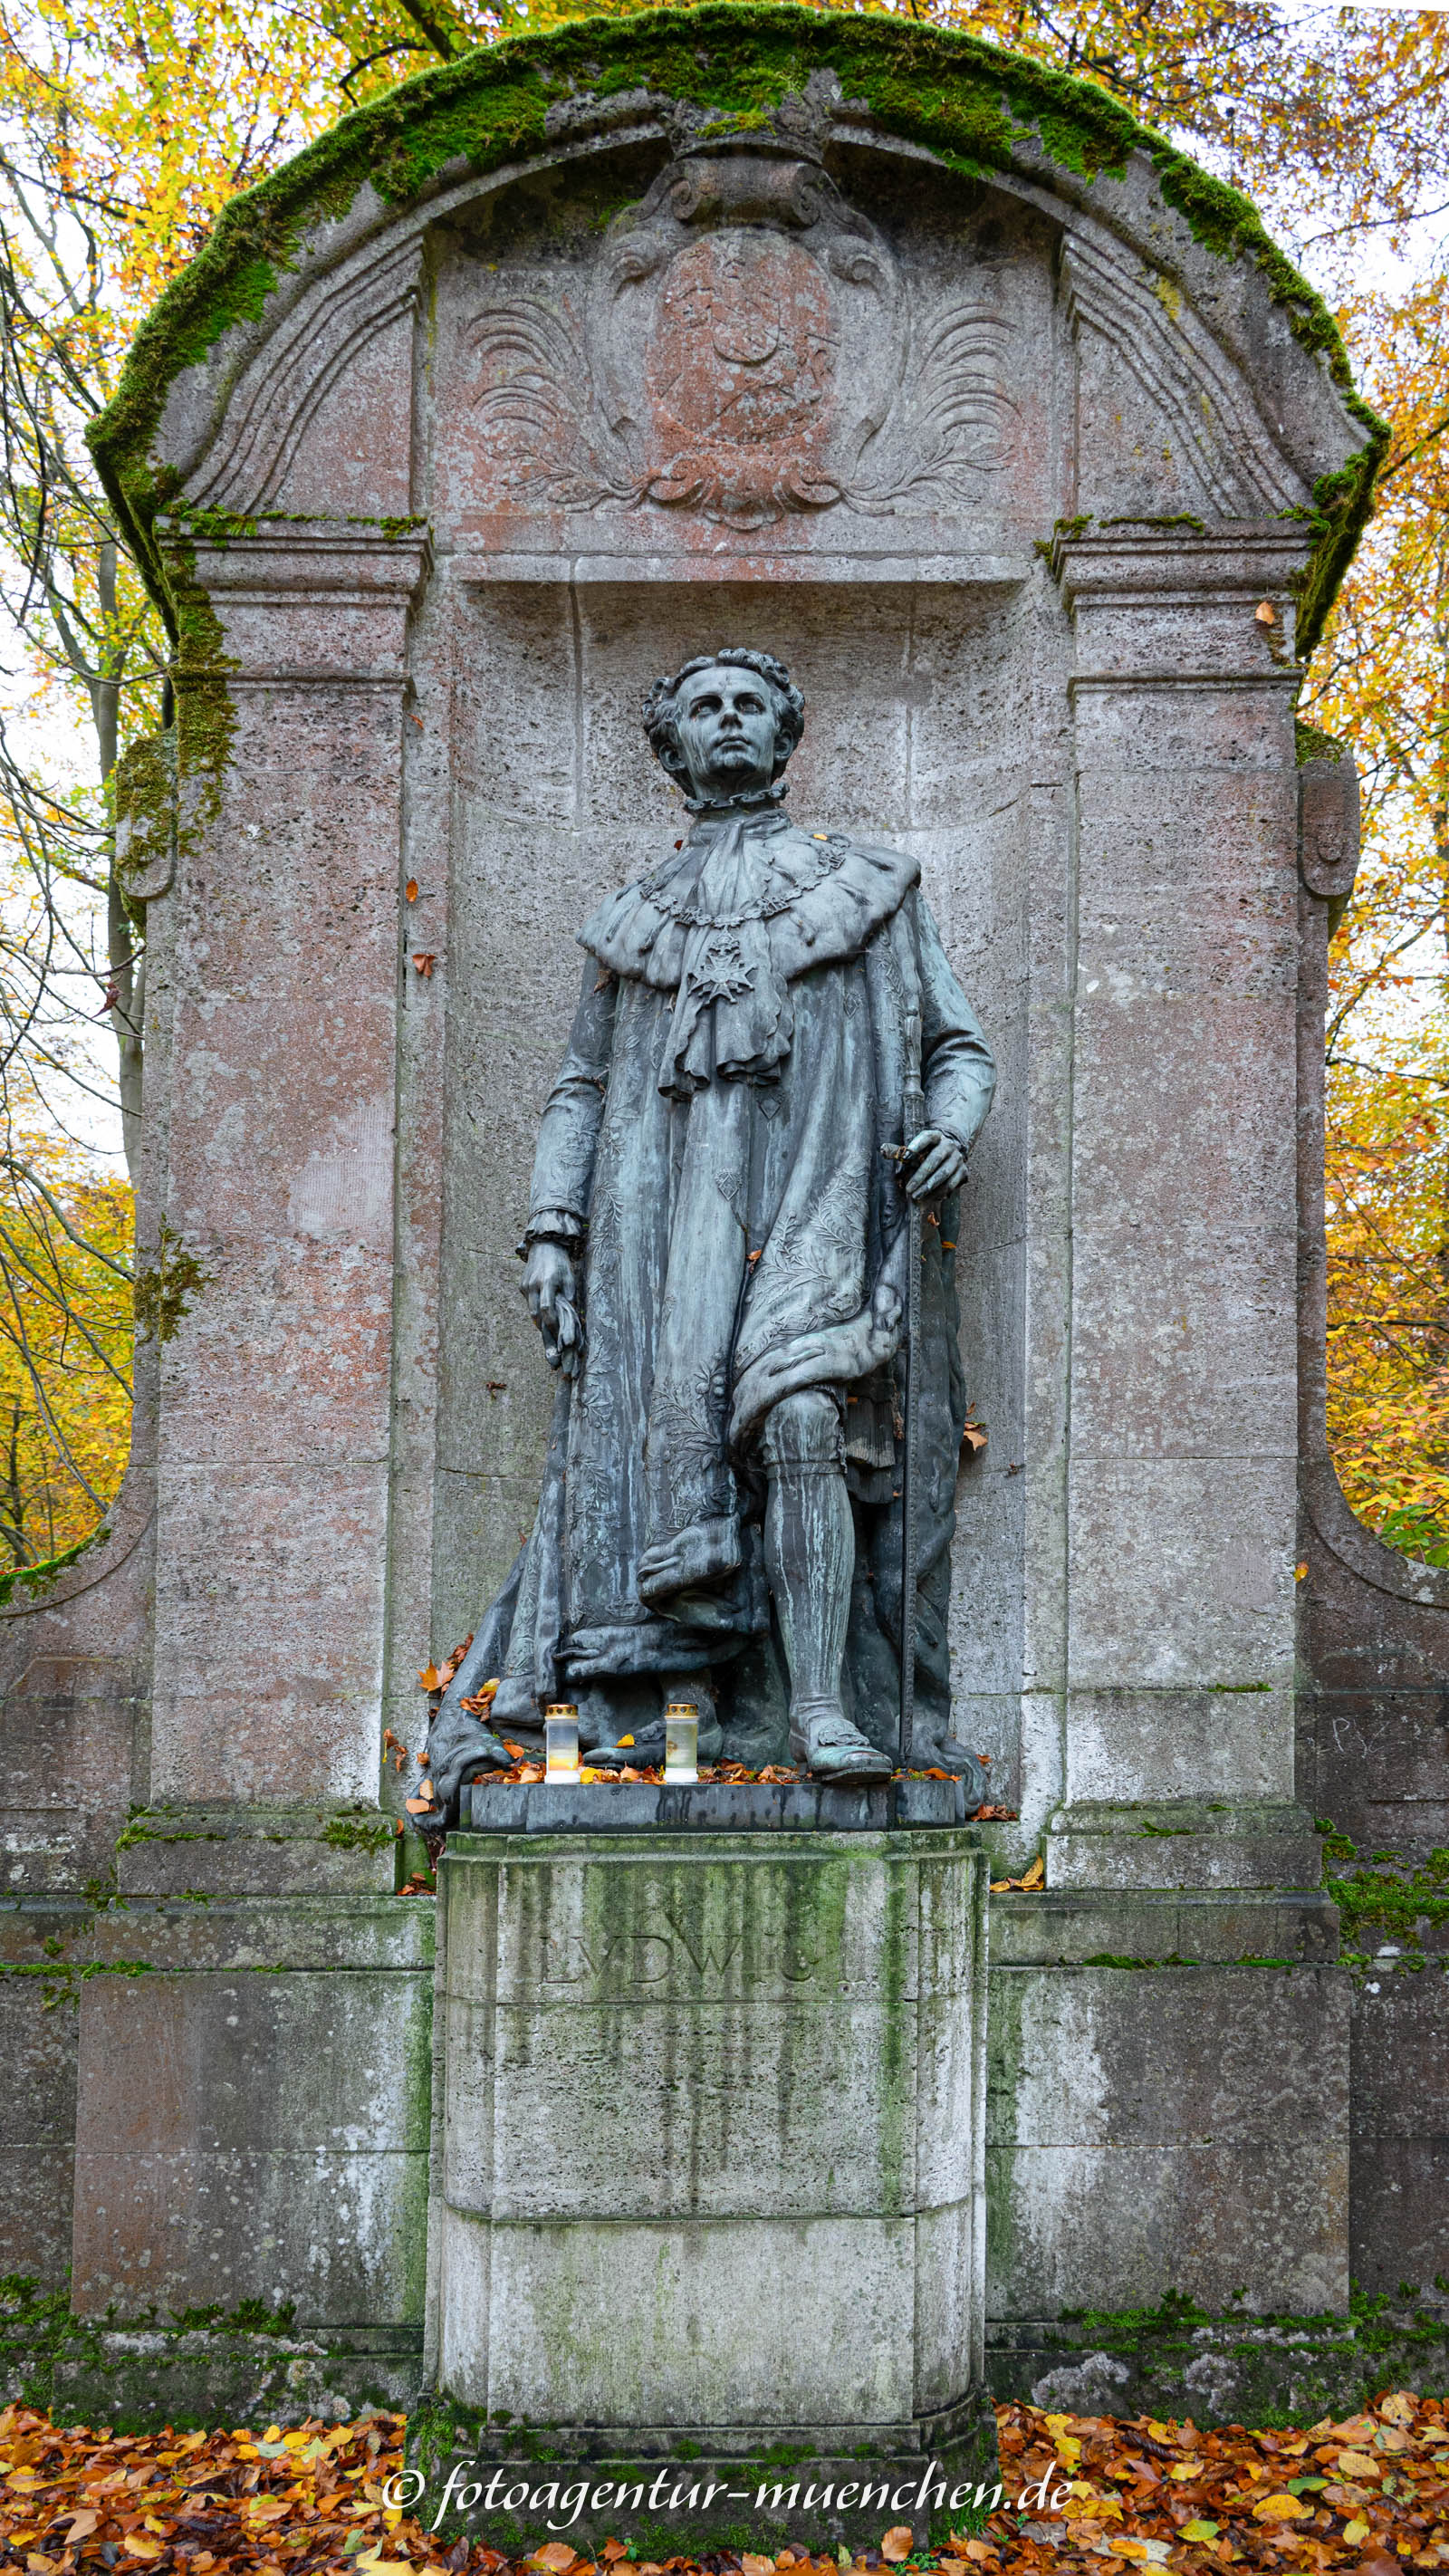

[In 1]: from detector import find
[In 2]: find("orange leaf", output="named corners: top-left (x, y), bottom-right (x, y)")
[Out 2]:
top-left (406, 879), bottom-right (418, 902)
top-left (123, 2542), bottom-right (164, 2563)
top-left (601, 2544), bottom-right (629, 2563)
top-left (412, 952), bottom-right (436, 977)
top-left (533, 2549), bottom-right (578, 2572)
top-left (882, 2530), bottom-right (915, 2563)
top-left (417, 1664), bottom-right (441, 1692)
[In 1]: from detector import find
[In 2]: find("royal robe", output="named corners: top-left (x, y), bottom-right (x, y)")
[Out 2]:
top-left (430, 793), bottom-right (994, 1803)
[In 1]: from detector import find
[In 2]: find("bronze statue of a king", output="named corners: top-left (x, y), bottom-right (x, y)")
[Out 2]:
top-left (427, 649), bottom-right (995, 1815)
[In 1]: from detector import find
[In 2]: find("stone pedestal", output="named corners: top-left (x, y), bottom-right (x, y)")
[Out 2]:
top-left (429, 1823), bottom-right (987, 2450)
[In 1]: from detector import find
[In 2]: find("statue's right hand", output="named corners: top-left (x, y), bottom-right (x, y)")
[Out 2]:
top-left (523, 1240), bottom-right (585, 1376)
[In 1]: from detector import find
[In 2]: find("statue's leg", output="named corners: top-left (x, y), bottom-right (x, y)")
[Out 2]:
top-left (761, 1389), bottom-right (891, 1783)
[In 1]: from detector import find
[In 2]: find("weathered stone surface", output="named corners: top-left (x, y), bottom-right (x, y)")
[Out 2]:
top-left (485, 2214), bottom-right (919, 2427)
top-left (1046, 1797), bottom-right (1322, 1890)
top-left (70, 1920), bottom-right (432, 2323)
top-left (0, 1922), bottom-right (80, 2282)
top-left (986, 2309), bottom-right (1449, 2427)
top-left (116, 1808), bottom-right (398, 1897)
top-left (434, 1830), bottom-right (986, 2436)
top-left (990, 1887), bottom-right (1339, 1965)
top-left (463, 1777), bottom-right (964, 1832)
top-left (987, 1960), bottom-right (1349, 2315)
top-left (1349, 1967), bottom-right (1449, 2295)
top-left (48, 2327), bottom-right (424, 2429)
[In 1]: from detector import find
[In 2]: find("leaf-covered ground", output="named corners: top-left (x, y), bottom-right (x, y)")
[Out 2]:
top-left (2, 2395), bottom-right (1446, 2574)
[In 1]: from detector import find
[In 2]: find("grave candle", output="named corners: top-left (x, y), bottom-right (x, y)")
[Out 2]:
top-left (544, 1704), bottom-right (581, 1781)
top-left (664, 1703), bottom-right (699, 1783)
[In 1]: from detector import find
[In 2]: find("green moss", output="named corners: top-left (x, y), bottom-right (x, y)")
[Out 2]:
top-left (91, 2), bottom-right (1377, 657)
top-left (133, 1216), bottom-right (210, 1345)
top-left (321, 1814), bottom-right (397, 1853)
top-left (0, 1523), bottom-right (110, 1609)
top-left (1099, 512), bottom-right (1207, 533)
top-left (1325, 1845), bottom-right (1449, 1953)
top-left (164, 2297), bottom-right (298, 2335)
top-left (164, 528), bottom-right (238, 891)
top-left (1296, 718), bottom-right (1347, 764)
top-left (112, 731), bottom-right (176, 896)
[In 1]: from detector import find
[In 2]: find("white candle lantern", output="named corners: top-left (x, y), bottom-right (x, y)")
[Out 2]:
top-left (544, 1704), bottom-right (581, 1781)
top-left (664, 1703), bottom-right (699, 1783)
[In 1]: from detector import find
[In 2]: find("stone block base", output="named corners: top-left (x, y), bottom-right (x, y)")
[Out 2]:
top-left (987, 1891), bottom-right (1350, 2317)
top-left (430, 1825), bottom-right (988, 2446)
top-left (63, 1891), bottom-right (433, 2330)
top-left (986, 2303), bottom-right (1449, 2427)
top-left (1045, 1802), bottom-right (1324, 1892)
top-left (48, 2326), bottom-right (424, 2430)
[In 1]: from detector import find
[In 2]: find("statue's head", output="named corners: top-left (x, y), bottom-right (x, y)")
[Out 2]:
top-left (643, 649), bottom-right (804, 803)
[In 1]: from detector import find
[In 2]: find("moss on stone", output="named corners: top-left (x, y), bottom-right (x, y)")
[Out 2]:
top-left (321, 1814), bottom-right (397, 1852)
top-left (1295, 717), bottom-right (1347, 764)
top-left (1325, 1842), bottom-right (1449, 1954)
top-left (112, 731), bottom-right (176, 889)
top-left (91, 2), bottom-right (1377, 658)
top-left (133, 1217), bottom-right (210, 1346)
top-left (0, 1522), bottom-right (111, 1610)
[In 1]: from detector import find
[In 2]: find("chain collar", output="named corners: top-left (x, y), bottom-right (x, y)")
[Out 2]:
top-left (680, 779), bottom-right (789, 816)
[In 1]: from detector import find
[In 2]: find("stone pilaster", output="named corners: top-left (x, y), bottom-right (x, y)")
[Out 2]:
top-left (146, 518), bottom-right (430, 1834)
top-left (1045, 527), bottom-right (1319, 1890)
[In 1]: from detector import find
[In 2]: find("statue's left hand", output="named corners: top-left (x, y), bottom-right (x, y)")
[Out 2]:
top-left (900, 1126), bottom-right (968, 1202)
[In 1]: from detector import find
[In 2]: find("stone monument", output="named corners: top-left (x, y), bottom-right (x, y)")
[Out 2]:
top-left (1, 0), bottom-right (1444, 2503)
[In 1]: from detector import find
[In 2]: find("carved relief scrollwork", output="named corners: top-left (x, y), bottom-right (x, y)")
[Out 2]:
top-left (464, 126), bottom-right (1020, 531)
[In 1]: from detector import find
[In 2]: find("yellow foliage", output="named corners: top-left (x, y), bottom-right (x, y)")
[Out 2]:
top-left (1307, 266), bottom-right (1449, 1560)
top-left (0, 1132), bottom-right (132, 1566)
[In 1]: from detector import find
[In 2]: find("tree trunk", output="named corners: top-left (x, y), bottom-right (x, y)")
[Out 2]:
top-left (97, 539), bottom-right (144, 1182)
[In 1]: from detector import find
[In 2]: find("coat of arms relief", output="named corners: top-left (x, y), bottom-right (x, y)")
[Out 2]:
top-left (464, 91), bottom-right (1022, 531)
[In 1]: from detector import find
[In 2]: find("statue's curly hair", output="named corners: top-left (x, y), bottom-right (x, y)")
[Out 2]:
top-left (642, 649), bottom-right (805, 785)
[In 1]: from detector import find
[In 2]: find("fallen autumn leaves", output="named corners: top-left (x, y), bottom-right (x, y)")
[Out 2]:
top-left (1, 2395), bottom-right (1444, 2575)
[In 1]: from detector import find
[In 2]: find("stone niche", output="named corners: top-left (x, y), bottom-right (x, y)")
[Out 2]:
top-left (4, 3), bottom-right (1443, 2452)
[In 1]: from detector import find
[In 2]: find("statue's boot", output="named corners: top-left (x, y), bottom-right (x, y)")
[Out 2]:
top-left (763, 1388), bottom-right (892, 1784)
top-left (790, 1697), bottom-right (893, 1782)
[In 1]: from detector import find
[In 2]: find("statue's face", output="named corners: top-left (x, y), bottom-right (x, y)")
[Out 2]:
top-left (673, 662), bottom-right (780, 800)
